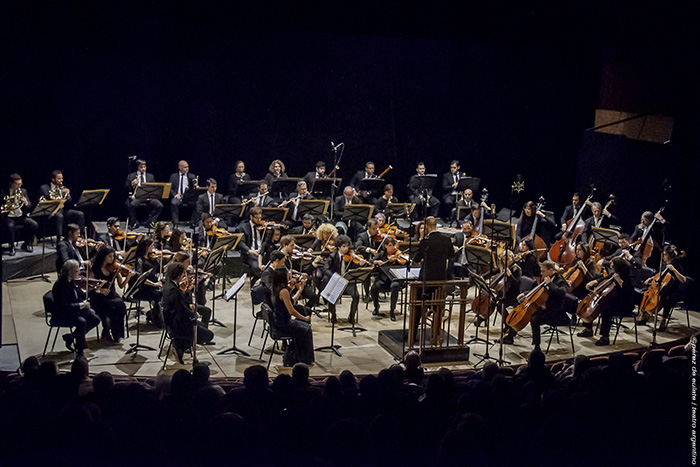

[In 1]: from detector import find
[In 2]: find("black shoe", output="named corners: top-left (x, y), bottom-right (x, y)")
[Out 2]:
top-left (372, 308), bottom-right (379, 316)
top-left (577, 329), bottom-right (593, 338)
top-left (390, 310), bottom-right (396, 321)
top-left (175, 346), bottom-right (186, 364)
top-left (202, 340), bottom-right (216, 345)
top-left (496, 334), bottom-right (514, 345)
top-left (62, 334), bottom-right (75, 352)
top-left (347, 313), bottom-right (356, 325)
top-left (7, 247), bottom-right (15, 256)
top-left (595, 336), bottom-right (610, 346)
top-left (21, 243), bottom-right (33, 252)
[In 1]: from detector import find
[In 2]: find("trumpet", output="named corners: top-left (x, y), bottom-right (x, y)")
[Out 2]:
top-left (39, 183), bottom-right (69, 202)
top-left (1, 191), bottom-right (24, 214)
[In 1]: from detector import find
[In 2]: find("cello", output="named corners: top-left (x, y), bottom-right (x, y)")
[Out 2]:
top-left (590, 195), bottom-right (616, 263)
top-left (576, 274), bottom-right (617, 323)
top-left (522, 196), bottom-right (547, 260)
top-left (506, 280), bottom-right (548, 332)
top-left (549, 190), bottom-right (594, 266)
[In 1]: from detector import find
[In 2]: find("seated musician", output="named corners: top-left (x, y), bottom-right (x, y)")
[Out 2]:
top-left (567, 242), bottom-right (599, 299)
top-left (89, 246), bottom-right (133, 343)
top-left (263, 159), bottom-right (288, 195)
top-left (556, 193), bottom-right (591, 240)
top-left (161, 261), bottom-right (215, 364)
top-left (333, 186), bottom-right (362, 238)
top-left (486, 250), bottom-right (522, 333)
top-left (227, 160), bottom-right (251, 202)
top-left (637, 245), bottom-right (686, 330)
top-left (456, 187), bottom-right (479, 211)
top-left (516, 200), bottom-right (553, 245)
top-left (51, 259), bottom-right (101, 356)
top-left (452, 220), bottom-right (476, 278)
top-left (374, 184), bottom-right (398, 215)
top-left (355, 218), bottom-right (383, 298)
top-left (196, 178), bottom-right (227, 229)
top-left (166, 251), bottom-right (213, 324)
top-left (259, 226), bottom-right (282, 272)
top-left (131, 238), bottom-right (164, 328)
top-left (241, 182), bottom-right (276, 220)
top-left (236, 206), bottom-right (265, 285)
top-left (168, 160), bottom-right (199, 226)
top-left (349, 161), bottom-right (377, 203)
top-left (441, 160), bottom-right (463, 218)
top-left (303, 161), bottom-right (327, 192)
top-left (517, 239), bottom-right (541, 279)
top-left (370, 236), bottom-right (405, 321)
top-left (1, 173), bottom-right (38, 255)
top-left (152, 221), bottom-right (171, 251)
top-left (630, 210), bottom-right (666, 266)
top-left (577, 257), bottom-right (636, 345)
top-left (56, 223), bottom-right (100, 273)
top-left (599, 233), bottom-right (645, 286)
top-left (261, 250), bottom-right (287, 292)
top-left (269, 268), bottom-right (315, 366)
top-left (408, 162), bottom-right (440, 218)
top-left (322, 234), bottom-right (367, 324)
top-left (464, 204), bottom-right (492, 235)
top-left (290, 214), bottom-right (315, 235)
top-left (581, 202), bottom-right (617, 243)
top-left (167, 227), bottom-right (188, 254)
top-left (280, 235), bottom-right (319, 309)
top-left (38, 170), bottom-right (85, 238)
top-left (310, 223), bottom-right (338, 288)
top-left (284, 180), bottom-right (314, 224)
top-left (100, 217), bottom-right (127, 253)
top-left (504, 261), bottom-right (571, 350)
top-left (124, 159), bottom-right (163, 229)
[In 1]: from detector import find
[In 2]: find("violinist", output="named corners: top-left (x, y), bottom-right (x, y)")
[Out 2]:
top-left (280, 235), bottom-right (319, 309)
top-left (355, 219), bottom-right (383, 260)
top-left (258, 226), bottom-right (282, 271)
top-left (168, 160), bottom-right (198, 226)
top-left (100, 217), bottom-right (125, 251)
top-left (1, 173), bottom-right (38, 256)
top-left (581, 202), bottom-right (617, 243)
top-left (408, 162), bottom-right (440, 218)
top-left (89, 246), bottom-right (133, 343)
top-left (51, 259), bottom-right (101, 356)
top-left (227, 160), bottom-right (251, 202)
top-left (195, 178), bottom-right (227, 229)
top-left (124, 159), bottom-right (162, 229)
top-left (166, 251), bottom-right (213, 325)
top-left (637, 245), bottom-right (686, 330)
top-left (322, 235), bottom-right (366, 324)
top-left (290, 214), bottom-right (315, 235)
top-left (516, 200), bottom-right (553, 246)
top-left (567, 243), bottom-right (599, 299)
top-left (577, 257), bottom-right (636, 345)
top-left (374, 184), bottom-right (398, 215)
top-left (56, 223), bottom-right (101, 273)
top-left (168, 227), bottom-right (188, 253)
top-left (370, 236), bottom-right (405, 320)
top-left (269, 268), bottom-right (314, 366)
top-left (311, 223), bottom-right (338, 253)
top-left (131, 238), bottom-right (164, 328)
top-left (38, 169), bottom-right (85, 238)
top-left (152, 221), bottom-right (171, 251)
top-left (161, 262), bottom-right (215, 364)
top-left (236, 207), bottom-right (265, 285)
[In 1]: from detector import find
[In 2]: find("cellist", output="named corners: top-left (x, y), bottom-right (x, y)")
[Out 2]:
top-left (637, 245), bottom-right (686, 330)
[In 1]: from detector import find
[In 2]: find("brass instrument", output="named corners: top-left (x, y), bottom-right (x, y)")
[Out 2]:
top-left (1, 191), bottom-right (24, 214)
top-left (39, 183), bottom-right (68, 202)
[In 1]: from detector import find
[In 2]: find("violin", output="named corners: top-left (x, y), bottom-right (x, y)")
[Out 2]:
top-left (72, 277), bottom-right (106, 291)
top-left (506, 279), bottom-right (549, 331)
top-left (386, 250), bottom-right (409, 265)
top-left (114, 231), bottom-right (140, 242)
top-left (206, 227), bottom-right (228, 236)
top-left (256, 221), bottom-right (286, 231)
top-left (149, 249), bottom-right (174, 260)
top-left (109, 261), bottom-right (134, 276)
top-left (75, 237), bottom-right (100, 248)
top-left (342, 249), bottom-right (367, 265)
top-left (291, 248), bottom-right (320, 261)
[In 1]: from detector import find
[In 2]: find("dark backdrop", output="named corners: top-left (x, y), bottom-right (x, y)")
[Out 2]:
top-left (3, 1), bottom-right (699, 280)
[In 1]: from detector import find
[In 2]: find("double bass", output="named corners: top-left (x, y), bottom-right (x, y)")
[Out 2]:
top-left (523, 196), bottom-right (547, 261)
top-left (506, 280), bottom-right (549, 331)
top-left (631, 206), bottom-right (665, 267)
top-left (549, 190), bottom-right (594, 265)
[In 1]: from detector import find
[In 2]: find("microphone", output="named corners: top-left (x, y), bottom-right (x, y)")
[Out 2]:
top-left (128, 155), bottom-right (138, 161)
top-left (331, 142), bottom-right (343, 151)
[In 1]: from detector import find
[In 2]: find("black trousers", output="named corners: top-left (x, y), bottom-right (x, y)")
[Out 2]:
top-left (530, 307), bottom-right (570, 346)
top-left (55, 308), bottom-right (101, 352)
top-left (126, 198), bottom-right (163, 226)
top-left (2, 216), bottom-right (38, 247)
top-left (90, 294), bottom-right (127, 341)
top-left (170, 197), bottom-right (197, 225)
top-left (328, 283), bottom-right (360, 320)
top-left (50, 209), bottom-right (85, 239)
top-left (371, 276), bottom-right (401, 311)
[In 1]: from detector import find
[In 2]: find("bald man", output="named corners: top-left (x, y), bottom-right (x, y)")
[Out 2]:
top-left (168, 160), bottom-right (199, 225)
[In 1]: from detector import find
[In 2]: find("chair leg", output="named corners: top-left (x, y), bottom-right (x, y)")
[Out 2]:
top-left (51, 327), bottom-right (60, 352)
top-left (612, 317), bottom-right (622, 345)
top-left (633, 317), bottom-right (638, 343)
top-left (546, 328), bottom-right (555, 354)
top-left (259, 327), bottom-right (269, 360)
top-left (248, 319), bottom-right (258, 346)
top-left (267, 340), bottom-right (276, 370)
top-left (43, 327), bottom-right (54, 357)
top-left (568, 324), bottom-right (575, 355)
top-left (162, 338), bottom-right (172, 370)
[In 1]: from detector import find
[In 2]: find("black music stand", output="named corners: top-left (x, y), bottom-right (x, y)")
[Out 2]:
top-left (338, 267), bottom-right (374, 337)
top-left (385, 203), bottom-right (415, 221)
top-left (237, 180), bottom-right (263, 199)
top-left (121, 246), bottom-right (138, 267)
top-left (133, 183), bottom-right (169, 231)
top-left (316, 273), bottom-right (348, 357)
top-left (464, 244), bottom-right (492, 276)
top-left (357, 178), bottom-right (384, 197)
top-left (203, 246), bottom-right (228, 327)
top-left (456, 206), bottom-right (472, 222)
top-left (468, 271), bottom-right (499, 366)
top-left (30, 199), bottom-right (65, 282)
top-left (261, 207), bottom-right (288, 223)
top-left (218, 273), bottom-right (250, 356)
top-left (291, 234), bottom-right (316, 250)
top-left (76, 189), bottom-right (109, 236)
top-left (483, 219), bottom-right (516, 249)
top-left (271, 178), bottom-right (302, 199)
top-left (182, 187), bottom-right (207, 205)
top-left (591, 227), bottom-right (619, 247)
top-left (210, 232), bottom-right (242, 253)
top-left (342, 204), bottom-right (374, 223)
top-left (213, 204), bottom-right (245, 225)
top-left (310, 178), bottom-right (340, 199)
top-left (298, 199), bottom-right (329, 218)
top-left (456, 176), bottom-right (480, 193)
top-left (125, 270), bottom-right (157, 354)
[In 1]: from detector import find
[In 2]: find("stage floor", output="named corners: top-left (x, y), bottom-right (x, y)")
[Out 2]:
top-left (2, 275), bottom-right (697, 377)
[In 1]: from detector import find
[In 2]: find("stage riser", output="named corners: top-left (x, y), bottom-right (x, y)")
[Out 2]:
top-left (2, 249), bottom-right (57, 281)
top-left (378, 329), bottom-right (470, 364)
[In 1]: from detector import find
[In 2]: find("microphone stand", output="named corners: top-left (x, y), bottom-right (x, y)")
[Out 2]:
top-left (329, 143), bottom-right (345, 223)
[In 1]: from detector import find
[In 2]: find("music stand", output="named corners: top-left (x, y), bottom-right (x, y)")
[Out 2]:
top-left (357, 178), bottom-right (385, 197)
top-left (456, 206), bottom-right (472, 222)
top-left (213, 204), bottom-right (245, 224)
top-left (316, 273), bottom-right (348, 357)
top-left (338, 267), bottom-right (374, 337)
top-left (218, 274), bottom-right (250, 356)
top-left (464, 244), bottom-right (492, 276)
top-left (456, 177), bottom-right (480, 193)
top-left (121, 246), bottom-right (138, 267)
top-left (342, 204), bottom-right (374, 222)
top-left (482, 219), bottom-right (516, 249)
top-left (210, 232), bottom-right (242, 253)
top-left (271, 178), bottom-right (302, 199)
top-left (261, 207), bottom-right (288, 223)
top-left (291, 234), bottom-right (316, 250)
top-left (385, 203), bottom-right (415, 221)
top-left (182, 187), bottom-right (207, 204)
top-left (468, 271), bottom-right (499, 365)
top-left (30, 199), bottom-right (65, 282)
top-left (237, 180), bottom-right (263, 198)
top-left (134, 182), bottom-right (171, 200)
top-left (203, 246), bottom-right (228, 327)
top-left (125, 270), bottom-right (157, 354)
top-left (591, 227), bottom-right (620, 247)
top-left (77, 189), bottom-right (109, 237)
top-left (297, 199), bottom-right (329, 218)
top-left (310, 178), bottom-right (340, 199)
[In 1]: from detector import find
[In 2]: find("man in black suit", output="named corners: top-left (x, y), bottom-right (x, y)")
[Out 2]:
top-left (441, 160), bottom-right (463, 218)
top-left (56, 223), bottom-right (99, 273)
top-left (408, 162), bottom-right (440, 218)
top-left (37, 170), bottom-right (85, 239)
top-left (283, 180), bottom-right (314, 223)
top-left (303, 161), bottom-right (326, 192)
top-left (374, 184), bottom-right (398, 215)
top-left (1, 173), bottom-right (38, 255)
top-left (196, 178), bottom-right (227, 229)
top-left (124, 159), bottom-right (162, 228)
top-left (464, 204), bottom-right (493, 235)
top-left (453, 187), bottom-right (479, 223)
top-left (290, 214), bottom-right (316, 235)
top-left (333, 186), bottom-right (363, 239)
top-left (559, 193), bottom-right (591, 227)
top-left (349, 161), bottom-right (376, 193)
top-left (451, 220), bottom-right (474, 278)
top-left (168, 160), bottom-right (198, 225)
top-left (236, 206), bottom-right (265, 285)
top-left (581, 202), bottom-right (617, 243)
top-left (322, 234), bottom-right (367, 324)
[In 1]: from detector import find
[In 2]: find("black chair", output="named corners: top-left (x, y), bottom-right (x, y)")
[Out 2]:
top-left (542, 322), bottom-right (575, 355)
top-left (42, 290), bottom-right (99, 357)
top-left (669, 276), bottom-right (694, 328)
top-left (259, 303), bottom-right (293, 370)
top-left (248, 284), bottom-right (267, 345)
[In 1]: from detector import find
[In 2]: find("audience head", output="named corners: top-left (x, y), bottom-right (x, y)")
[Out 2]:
top-left (292, 363), bottom-right (310, 387)
top-left (243, 365), bottom-right (269, 391)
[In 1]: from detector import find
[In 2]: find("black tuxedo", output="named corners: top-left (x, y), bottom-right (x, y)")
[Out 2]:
top-left (408, 174), bottom-right (440, 218)
top-left (236, 220), bottom-right (264, 281)
top-left (349, 171), bottom-right (376, 190)
top-left (560, 204), bottom-right (591, 227)
top-left (51, 278), bottom-right (100, 353)
top-left (374, 196), bottom-right (398, 214)
top-left (56, 239), bottom-right (86, 273)
top-left (414, 231), bottom-right (454, 281)
top-left (168, 171), bottom-right (198, 224)
top-left (354, 231), bottom-right (381, 259)
top-left (286, 192), bottom-right (315, 221)
top-left (100, 232), bottom-right (119, 250)
top-left (168, 172), bottom-right (198, 197)
top-left (124, 171), bottom-right (162, 227)
top-left (441, 172), bottom-right (462, 212)
top-left (0, 187), bottom-right (38, 250)
top-left (582, 214), bottom-right (618, 243)
top-left (37, 183), bottom-right (85, 238)
top-left (196, 192), bottom-right (227, 228)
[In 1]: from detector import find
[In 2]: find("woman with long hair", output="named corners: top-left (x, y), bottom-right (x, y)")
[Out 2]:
top-left (132, 238), bottom-right (164, 328)
top-left (89, 246), bottom-right (132, 342)
top-left (270, 268), bottom-right (314, 366)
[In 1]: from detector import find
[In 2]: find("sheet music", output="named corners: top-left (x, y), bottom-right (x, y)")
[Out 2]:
top-left (321, 273), bottom-right (348, 305)
top-left (389, 267), bottom-right (421, 280)
top-left (225, 273), bottom-right (247, 301)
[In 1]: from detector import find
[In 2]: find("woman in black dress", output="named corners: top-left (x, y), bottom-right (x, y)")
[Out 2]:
top-left (270, 268), bottom-right (314, 366)
top-left (89, 246), bottom-right (133, 342)
top-left (132, 238), bottom-right (164, 328)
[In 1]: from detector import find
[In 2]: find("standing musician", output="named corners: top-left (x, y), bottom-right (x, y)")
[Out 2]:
top-left (196, 178), bottom-right (227, 229)
top-left (577, 257), bottom-right (636, 345)
top-left (236, 206), bottom-right (265, 285)
top-left (441, 160), bottom-right (464, 218)
top-left (637, 245), bottom-right (686, 330)
top-left (408, 162), bottom-right (440, 218)
top-left (374, 184), bottom-right (398, 215)
top-left (516, 200), bottom-right (553, 245)
top-left (168, 160), bottom-right (198, 226)
top-left (56, 223), bottom-right (100, 273)
top-left (152, 221), bottom-right (171, 251)
top-left (303, 161), bottom-right (327, 191)
top-left (38, 170), bottom-right (85, 238)
top-left (350, 161), bottom-right (378, 202)
top-left (89, 246), bottom-right (133, 343)
top-left (51, 259), bottom-right (101, 356)
top-left (270, 268), bottom-right (315, 366)
top-left (581, 201), bottom-right (617, 243)
top-left (333, 186), bottom-right (362, 238)
top-left (559, 193), bottom-right (591, 232)
top-left (290, 214), bottom-right (316, 235)
top-left (125, 159), bottom-right (163, 229)
top-left (322, 234), bottom-right (367, 324)
top-left (161, 261), bottom-right (215, 364)
top-left (263, 159), bottom-right (288, 196)
top-left (131, 238), bottom-right (164, 328)
top-left (1, 173), bottom-right (38, 255)
top-left (227, 160), bottom-right (251, 202)
top-left (370, 236), bottom-right (405, 320)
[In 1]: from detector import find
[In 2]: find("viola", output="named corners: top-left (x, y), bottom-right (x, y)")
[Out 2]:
top-left (506, 280), bottom-right (549, 331)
